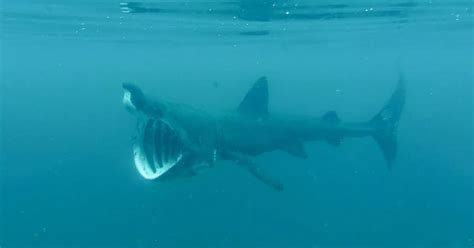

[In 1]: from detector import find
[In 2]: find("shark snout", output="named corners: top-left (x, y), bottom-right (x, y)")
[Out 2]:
top-left (122, 83), bottom-right (146, 113)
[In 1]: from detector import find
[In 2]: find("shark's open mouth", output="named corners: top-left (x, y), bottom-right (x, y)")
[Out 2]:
top-left (133, 118), bottom-right (184, 180)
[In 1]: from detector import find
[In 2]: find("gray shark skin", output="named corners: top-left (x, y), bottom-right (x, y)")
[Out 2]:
top-left (122, 76), bottom-right (406, 191)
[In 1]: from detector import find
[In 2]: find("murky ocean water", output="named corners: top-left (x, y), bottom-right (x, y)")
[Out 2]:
top-left (1, 0), bottom-right (473, 247)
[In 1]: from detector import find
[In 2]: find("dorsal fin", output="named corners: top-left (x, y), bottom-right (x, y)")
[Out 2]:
top-left (322, 111), bottom-right (340, 124)
top-left (238, 76), bottom-right (269, 118)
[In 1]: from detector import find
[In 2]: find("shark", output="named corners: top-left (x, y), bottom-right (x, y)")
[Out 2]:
top-left (122, 75), bottom-right (405, 191)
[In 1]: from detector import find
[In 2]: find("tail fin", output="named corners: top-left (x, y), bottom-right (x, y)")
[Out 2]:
top-left (370, 73), bottom-right (406, 169)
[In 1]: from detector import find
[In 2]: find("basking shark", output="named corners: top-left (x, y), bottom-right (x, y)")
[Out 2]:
top-left (123, 76), bottom-right (405, 191)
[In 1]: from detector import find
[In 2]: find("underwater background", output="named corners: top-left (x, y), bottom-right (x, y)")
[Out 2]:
top-left (1, 0), bottom-right (473, 247)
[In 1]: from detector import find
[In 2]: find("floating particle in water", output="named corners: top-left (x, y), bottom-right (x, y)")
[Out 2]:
top-left (428, 88), bottom-right (434, 96)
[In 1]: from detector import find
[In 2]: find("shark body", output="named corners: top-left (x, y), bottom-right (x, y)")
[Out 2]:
top-left (123, 76), bottom-right (405, 190)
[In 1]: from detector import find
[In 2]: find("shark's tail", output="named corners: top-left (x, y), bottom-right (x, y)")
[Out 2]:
top-left (370, 73), bottom-right (406, 169)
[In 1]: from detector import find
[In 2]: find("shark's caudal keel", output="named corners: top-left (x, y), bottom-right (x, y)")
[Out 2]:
top-left (122, 75), bottom-right (406, 190)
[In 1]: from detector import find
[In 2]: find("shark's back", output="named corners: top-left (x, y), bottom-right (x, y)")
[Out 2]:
top-left (218, 77), bottom-right (306, 157)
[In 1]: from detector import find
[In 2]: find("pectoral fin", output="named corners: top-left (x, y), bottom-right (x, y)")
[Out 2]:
top-left (224, 152), bottom-right (284, 191)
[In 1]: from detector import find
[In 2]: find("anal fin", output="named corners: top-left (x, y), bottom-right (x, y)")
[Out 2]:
top-left (281, 140), bottom-right (308, 159)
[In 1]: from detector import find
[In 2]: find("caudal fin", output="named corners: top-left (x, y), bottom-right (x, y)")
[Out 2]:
top-left (370, 73), bottom-right (406, 169)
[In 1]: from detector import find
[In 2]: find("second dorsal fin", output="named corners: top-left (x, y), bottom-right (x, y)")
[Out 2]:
top-left (238, 76), bottom-right (269, 118)
top-left (322, 111), bottom-right (340, 124)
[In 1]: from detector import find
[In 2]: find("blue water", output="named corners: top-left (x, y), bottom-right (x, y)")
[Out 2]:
top-left (1, 0), bottom-right (473, 247)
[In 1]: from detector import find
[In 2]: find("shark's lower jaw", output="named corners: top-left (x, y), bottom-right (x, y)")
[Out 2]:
top-left (133, 118), bottom-right (184, 180)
